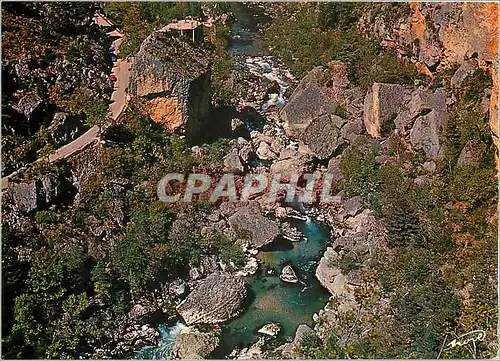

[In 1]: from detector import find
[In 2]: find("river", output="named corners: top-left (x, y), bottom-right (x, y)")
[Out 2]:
top-left (136, 4), bottom-right (331, 359)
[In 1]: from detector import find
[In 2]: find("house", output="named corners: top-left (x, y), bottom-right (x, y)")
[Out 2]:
top-left (161, 18), bottom-right (203, 42)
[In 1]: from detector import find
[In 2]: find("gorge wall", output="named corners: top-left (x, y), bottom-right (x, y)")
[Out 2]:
top-left (359, 2), bottom-right (498, 152)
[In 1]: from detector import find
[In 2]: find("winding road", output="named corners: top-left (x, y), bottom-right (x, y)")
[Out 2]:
top-left (2, 13), bottom-right (132, 190)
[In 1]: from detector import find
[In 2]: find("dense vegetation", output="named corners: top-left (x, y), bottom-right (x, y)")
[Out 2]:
top-left (262, 3), bottom-right (423, 88)
top-left (2, 102), bottom-right (242, 358)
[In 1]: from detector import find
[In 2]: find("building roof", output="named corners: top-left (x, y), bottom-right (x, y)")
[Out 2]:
top-left (164, 19), bottom-right (201, 31)
top-left (94, 13), bottom-right (113, 28)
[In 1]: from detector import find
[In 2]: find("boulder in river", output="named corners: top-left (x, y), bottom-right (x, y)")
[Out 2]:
top-left (172, 327), bottom-right (219, 359)
top-left (228, 203), bottom-right (280, 249)
top-left (280, 222), bottom-right (303, 242)
top-left (280, 265), bottom-right (299, 284)
top-left (177, 273), bottom-right (247, 325)
top-left (258, 323), bottom-right (281, 337)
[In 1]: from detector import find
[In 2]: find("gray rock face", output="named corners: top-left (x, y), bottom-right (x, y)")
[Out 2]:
top-left (224, 149), bottom-right (245, 174)
top-left (393, 88), bottom-right (447, 135)
top-left (280, 65), bottom-right (356, 159)
top-left (280, 265), bottom-right (299, 283)
top-left (315, 247), bottom-right (345, 297)
top-left (300, 114), bottom-right (345, 159)
top-left (177, 274), bottom-right (247, 325)
top-left (8, 181), bottom-right (38, 213)
top-left (316, 210), bottom-right (387, 301)
top-left (173, 327), bottom-right (219, 359)
top-left (256, 141), bottom-right (277, 160)
top-left (451, 59), bottom-right (479, 87)
top-left (270, 149), bottom-right (311, 176)
top-left (49, 112), bottom-right (86, 147)
top-left (364, 83), bottom-right (414, 138)
top-left (343, 196), bottom-right (364, 217)
top-left (341, 118), bottom-right (363, 143)
top-left (409, 109), bottom-right (445, 159)
top-left (7, 174), bottom-right (60, 213)
top-left (280, 67), bottom-right (338, 137)
top-left (457, 140), bottom-right (486, 167)
top-left (228, 204), bottom-right (279, 249)
top-left (327, 157), bottom-right (344, 185)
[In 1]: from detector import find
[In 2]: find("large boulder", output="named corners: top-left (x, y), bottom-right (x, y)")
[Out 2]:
top-left (280, 67), bottom-right (338, 137)
top-left (270, 148), bottom-right (311, 176)
top-left (363, 83), bottom-right (414, 138)
top-left (393, 87), bottom-right (446, 136)
top-left (315, 247), bottom-right (348, 297)
top-left (300, 114), bottom-right (345, 159)
top-left (228, 203), bottom-right (279, 249)
top-left (7, 174), bottom-right (60, 213)
top-left (173, 327), bottom-right (219, 359)
top-left (131, 31), bottom-right (210, 137)
top-left (177, 274), bottom-right (247, 325)
top-left (223, 149), bottom-right (245, 174)
top-left (280, 64), bottom-right (357, 158)
top-left (280, 265), bottom-right (299, 284)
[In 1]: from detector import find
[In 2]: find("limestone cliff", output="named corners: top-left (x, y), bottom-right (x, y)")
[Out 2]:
top-left (359, 2), bottom-right (498, 152)
top-left (130, 31), bottom-right (211, 137)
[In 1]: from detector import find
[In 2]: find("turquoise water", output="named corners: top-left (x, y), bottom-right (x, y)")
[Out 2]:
top-left (135, 322), bottom-right (187, 359)
top-left (215, 217), bottom-right (331, 356)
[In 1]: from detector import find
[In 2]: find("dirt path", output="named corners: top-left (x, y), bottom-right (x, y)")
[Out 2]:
top-left (109, 46), bottom-right (133, 120)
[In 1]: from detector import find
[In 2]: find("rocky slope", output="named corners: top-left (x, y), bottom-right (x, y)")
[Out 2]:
top-left (358, 2), bottom-right (498, 155)
top-left (1, 3), bottom-right (112, 176)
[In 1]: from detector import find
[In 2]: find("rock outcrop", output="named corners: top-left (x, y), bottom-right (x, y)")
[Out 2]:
top-left (227, 203), bottom-right (280, 249)
top-left (281, 324), bottom-right (319, 358)
top-left (258, 323), bottom-right (281, 337)
top-left (14, 92), bottom-right (43, 122)
top-left (6, 174), bottom-right (60, 213)
top-left (172, 327), bottom-right (219, 359)
top-left (131, 31), bottom-right (211, 137)
top-left (280, 63), bottom-right (363, 159)
top-left (359, 2), bottom-right (498, 153)
top-left (177, 273), bottom-right (247, 325)
top-left (363, 83), bottom-right (414, 138)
